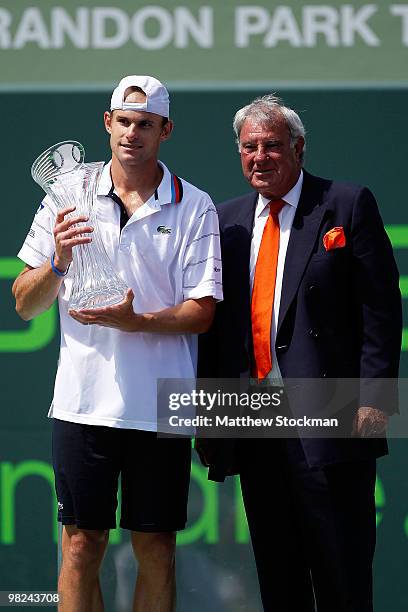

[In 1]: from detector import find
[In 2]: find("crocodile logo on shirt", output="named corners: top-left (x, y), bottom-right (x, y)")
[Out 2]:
top-left (157, 225), bottom-right (172, 234)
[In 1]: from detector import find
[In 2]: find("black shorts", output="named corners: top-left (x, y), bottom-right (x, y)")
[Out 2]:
top-left (52, 419), bottom-right (191, 532)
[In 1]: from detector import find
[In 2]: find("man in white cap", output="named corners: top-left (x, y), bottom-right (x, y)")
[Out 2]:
top-left (13, 75), bottom-right (222, 611)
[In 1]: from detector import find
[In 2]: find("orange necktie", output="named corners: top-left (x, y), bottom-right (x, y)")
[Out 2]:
top-left (251, 200), bottom-right (285, 380)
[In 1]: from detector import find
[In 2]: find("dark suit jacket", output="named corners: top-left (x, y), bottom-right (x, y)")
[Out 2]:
top-left (198, 170), bottom-right (402, 480)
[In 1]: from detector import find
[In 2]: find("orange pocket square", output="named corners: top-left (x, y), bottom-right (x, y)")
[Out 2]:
top-left (323, 227), bottom-right (346, 251)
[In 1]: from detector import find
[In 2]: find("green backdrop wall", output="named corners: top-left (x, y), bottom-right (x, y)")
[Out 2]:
top-left (1, 89), bottom-right (408, 610)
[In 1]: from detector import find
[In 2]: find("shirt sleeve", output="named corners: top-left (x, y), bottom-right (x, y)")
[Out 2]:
top-left (182, 201), bottom-right (223, 302)
top-left (17, 198), bottom-right (56, 268)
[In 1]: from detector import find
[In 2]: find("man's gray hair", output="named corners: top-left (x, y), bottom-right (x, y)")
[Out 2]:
top-left (233, 94), bottom-right (306, 160)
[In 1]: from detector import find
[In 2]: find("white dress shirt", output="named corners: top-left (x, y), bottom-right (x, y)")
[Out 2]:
top-left (250, 170), bottom-right (304, 384)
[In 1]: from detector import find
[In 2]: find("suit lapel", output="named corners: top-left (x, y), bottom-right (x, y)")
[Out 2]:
top-left (220, 192), bottom-right (257, 267)
top-left (224, 193), bottom-right (257, 357)
top-left (232, 193), bottom-right (257, 236)
top-left (277, 172), bottom-right (331, 331)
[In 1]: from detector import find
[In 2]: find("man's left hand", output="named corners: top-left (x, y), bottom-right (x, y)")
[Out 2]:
top-left (352, 406), bottom-right (389, 437)
top-left (69, 288), bottom-right (140, 331)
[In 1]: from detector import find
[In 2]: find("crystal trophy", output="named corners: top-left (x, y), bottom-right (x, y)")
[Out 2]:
top-left (31, 140), bottom-right (128, 310)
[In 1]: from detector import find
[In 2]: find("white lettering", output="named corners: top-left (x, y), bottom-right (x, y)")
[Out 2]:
top-left (131, 7), bottom-right (173, 50)
top-left (216, 415), bottom-right (229, 426)
top-left (0, 9), bottom-right (11, 48)
top-left (341, 5), bottom-right (379, 46)
top-left (234, 5), bottom-right (382, 50)
top-left (92, 8), bottom-right (128, 49)
top-left (205, 392), bottom-right (217, 411)
top-left (51, 8), bottom-right (89, 49)
top-left (168, 393), bottom-right (180, 410)
top-left (390, 4), bottom-right (408, 46)
top-left (271, 392), bottom-right (282, 406)
top-left (13, 8), bottom-right (50, 49)
top-left (169, 415), bottom-right (212, 427)
top-left (235, 6), bottom-right (269, 48)
top-left (275, 416), bottom-right (339, 427)
top-left (0, 4), bottom-right (389, 55)
top-left (303, 6), bottom-right (339, 47)
top-left (174, 7), bottom-right (213, 48)
top-left (264, 6), bottom-right (302, 47)
top-left (179, 393), bottom-right (191, 406)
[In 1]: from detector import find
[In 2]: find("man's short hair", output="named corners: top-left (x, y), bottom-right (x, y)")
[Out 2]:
top-left (233, 94), bottom-right (306, 160)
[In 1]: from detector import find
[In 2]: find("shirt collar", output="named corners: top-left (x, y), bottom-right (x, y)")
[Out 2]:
top-left (256, 169), bottom-right (304, 218)
top-left (98, 159), bottom-right (175, 209)
top-left (154, 161), bottom-right (177, 207)
top-left (98, 160), bottom-right (114, 196)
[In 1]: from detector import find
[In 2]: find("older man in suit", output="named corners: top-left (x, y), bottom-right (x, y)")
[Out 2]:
top-left (197, 95), bottom-right (402, 612)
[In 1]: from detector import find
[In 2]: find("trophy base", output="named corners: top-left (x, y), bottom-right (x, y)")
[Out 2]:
top-left (68, 287), bottom-right (127, 311)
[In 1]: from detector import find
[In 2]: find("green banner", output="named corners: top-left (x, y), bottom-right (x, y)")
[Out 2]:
top-left (2, 0), bottom-right (408, 89)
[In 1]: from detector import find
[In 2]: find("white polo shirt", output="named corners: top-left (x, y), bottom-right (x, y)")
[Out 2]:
top-left (18, 161), bottom-right (223, 430)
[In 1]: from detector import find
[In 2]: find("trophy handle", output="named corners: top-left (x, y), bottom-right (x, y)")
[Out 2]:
top-left (31, 141), bottom-right (85, 188)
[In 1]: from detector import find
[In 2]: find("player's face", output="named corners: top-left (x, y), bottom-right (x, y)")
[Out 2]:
top-left (104, 93), bottom-right (172, 168)
top-left (239, 115), bottom-right (304, 200)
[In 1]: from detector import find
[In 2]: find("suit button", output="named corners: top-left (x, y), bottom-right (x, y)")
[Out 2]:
top-left (307, 284), bottom-right (317, 294)
top-left (276, 344), bottom-right (288, 352)
top-left (308, 328), bottom-right (320, 338)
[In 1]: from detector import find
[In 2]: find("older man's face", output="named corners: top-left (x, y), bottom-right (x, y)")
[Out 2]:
top-left (239, 115), bottom-right (304, 200)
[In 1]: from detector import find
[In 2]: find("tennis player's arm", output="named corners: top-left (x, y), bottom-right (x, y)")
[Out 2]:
top-left (13, 263), bottom-right (64, 321)
top-left (69, 290), bottom-right (216, 334)
top-left (13, 206), bottom-right (93, 320)
top-left (133, 295), bottom-right (216, 333)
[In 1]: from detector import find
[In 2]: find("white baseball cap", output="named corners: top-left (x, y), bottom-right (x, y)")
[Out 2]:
top-left (110, 75), bottom-right (169, 118)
